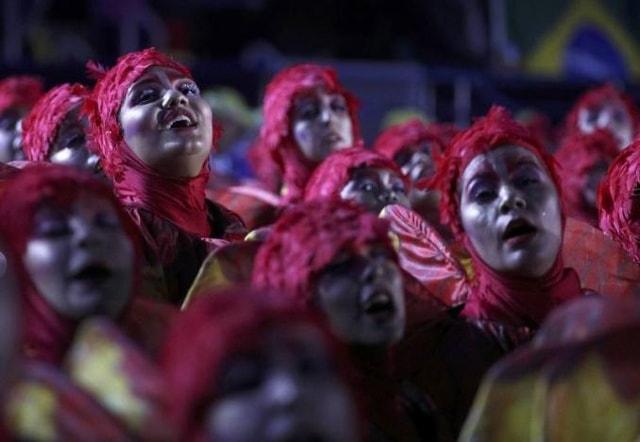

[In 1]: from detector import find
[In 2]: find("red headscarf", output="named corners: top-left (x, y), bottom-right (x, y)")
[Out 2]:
top-left (598, 139), bottom-right (640, 264)
top-left (303, 147), bottom-right (409, 203)
top-left (563, 83), bottom-right (640, 138)
top-left (0, 164), bottom-right (142, 365)
top-left (0, 76), bottom-right (44, 113)
top-left (373, 118), bottom-right (445, 161)
top-left (160, 287), bottom-right (356, 442)
top-left (554, 128), bottom-right (619, 226)
top-left (252, 199), bottom-right (395, 304)
top-left (249, 64), bottom-right (361, 203)
top-left (21, 83), bottom-right (90, 162)
top-left (83, 47), bottom-right (221, 237)
top-left (432, 106), bottom-right (580, 328)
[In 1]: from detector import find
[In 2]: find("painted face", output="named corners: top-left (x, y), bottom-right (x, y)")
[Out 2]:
top-left (0, 108), bottom-right (27, 163)
top-left (291, 88), bottom-right (353, 163)
top-left (313, 245), bottom-right (405, 346)
top-left (205, 324), bottom-right (358, 442)
top-left (340, 167), bottom-right (410, 215)
top-left (578, 99), bottom-right (633, 150)
top-left (23, 192), bottom-right (134, 320)
top-left (49, 106), bottom-right (101, 174)
top-left (459, 145), bottom-right (562, 278)
top-left (394, 143), bottom-right (438, 208)
top-left (119, 66), bottom-right (213, 178)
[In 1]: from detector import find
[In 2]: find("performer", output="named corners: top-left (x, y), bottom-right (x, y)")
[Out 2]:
top-left (83, 47), bottom-right (245, 304)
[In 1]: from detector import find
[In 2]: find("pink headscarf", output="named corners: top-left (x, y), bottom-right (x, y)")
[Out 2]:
top-left (303, 147), bottom-right (408, 203)
top-left (432, 106), bottom-right (580, 327)
top-left (252, 199), bottom-right (395, 304)
top-left (0, 76), bottom-right (43, 113)
top-left (83, 47), bottom-right (221, 237)
top-left (598, 139), bottom-right (640, 264)
top-left (21, 83), bottom-right (90, 162)
top-left (249, 64), bottom-right (361, 203)
top-left (0, 164), bottom-right (142, 365)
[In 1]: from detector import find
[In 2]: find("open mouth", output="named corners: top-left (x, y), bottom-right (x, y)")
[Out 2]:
top-left (323, 132), bottom-right (342, 144)
top-left (362, 290), bottom-right (396, 321)
top-left (502, 218), bottom-right (537, 242)
top-left (281, 434), bottom-right (325, 442)
top-left (163, 111), bottom-right (197, 130)
top-left (71, 264), bottom-right (112, 282)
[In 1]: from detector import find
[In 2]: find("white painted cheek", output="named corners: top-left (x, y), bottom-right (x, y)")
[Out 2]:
top-left (206, 398), bottom-right (262, 441)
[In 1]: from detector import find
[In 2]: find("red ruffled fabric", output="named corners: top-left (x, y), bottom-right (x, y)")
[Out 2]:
top-left (598, 139), bottom-right (640, 264)
top-left (373, 118), bottom-right (445, 161)
top-left (21, 83), bottom-right (90, 162)
top-left (252, 200), bottom-right (395, 304)
top-left (248, 64), bottom-right (362, 203)
top-left (303, 147), bottom-right (408, 203)
top-left (461, 239), bottom-right (581, 328)
top-left (563, 83), bottom-right (640, 139)
top-left (0, 76), bottom-right (44, 113)
top-left (554, 129), bottom-right (619, 226)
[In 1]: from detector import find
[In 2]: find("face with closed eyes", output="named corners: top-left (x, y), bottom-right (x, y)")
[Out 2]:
top-left (49, 105), bottom-right (101, 174)
top-left (205, 324), bottom-right (359, 442)
top-left (313, 245), bottom-right (405, 346)
top-left (119, 66), bottom-right (213, 178)
top-left (340, 167), bottom-right (410, 215)
top-left (23, 192), bottom-right (134, 320)
top-left (578, 99), bottom-right (633, 150)
top-left (0, 108), bottom-right (27, 163)
top-left (459, 145), bottom-right (562, 278)
top-left (291, 88), bottom-right (354, 163)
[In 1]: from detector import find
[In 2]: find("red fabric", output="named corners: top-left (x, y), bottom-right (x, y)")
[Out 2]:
top-left (117, 146), bottom-right (210, 237)
top-left (249, 64), bottom-right (362, 203)
top-left (303, 147), bottom-right (408, 203)
top-left (0, 165), bottom-right (142, 365)
top-left (563, 83), bottom-right (640, 137)
top-left (252, 200), bottom-right (395, 304)
top-left (554, 129), bottom-right (619, 226)
top-left (598, 139), bottom-right (640, 264)
top-left (83, 47), bottom-right (223, 238)
top-left (21, 83), bottom-right (90, 162)
top-left (373, 118), bottom-right (445, 161)
top-left (160, 287), bottom-right (355, 442)
top-left (0, 76), bottom-right (43, 113)
top-left (430, 105), bottom-right (562, 240)
top-left (430, 106), bottom-right (580, 328)
top-left (461, 238), bottom-right (581, 328)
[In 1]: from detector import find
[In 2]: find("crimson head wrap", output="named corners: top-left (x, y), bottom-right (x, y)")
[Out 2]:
top-left (431, 105), bottom-right (561, 240)
top-left (598, 139), bottom-right (640, 264)
top-left (83, 47), bottom-right (219, 179)
top-left (554, 129), bottom-right (618, 224)
top-left (0, 76), bottom-right (44, 114)
top-left (564, 83), bottom-right (640, 136)
top-left (303, 147), bottom-right (409, 202)
top-left (373, 118), bottom-right (445, 161)
top-left (0, 164), bottom-right (142, 364)
top-left (160, 287), bottom-right (352, 441)
top-left (251, 64), bottom-right (361, 202)
top-left (21, 83), bottom-right (90, 162)
top-left (252, 199), bottom-right (396, 304)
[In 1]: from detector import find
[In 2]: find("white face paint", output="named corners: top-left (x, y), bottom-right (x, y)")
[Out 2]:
top-left (314, 245), bottom-right (405, 346)
top-left (340, 167), bottom-right (410, 215)
top-left (205, 324), bottom-right (359, 442)
top-left (291, 88), bottom-right (353, 163)
top-left (119, 67), bottom-right (213, 178)
top-left (23, 192), bottom-right (134, 320)
top-left (577, 99), bottom-right (634, 150)
top-left (459, 145), bottom-right (562, 278)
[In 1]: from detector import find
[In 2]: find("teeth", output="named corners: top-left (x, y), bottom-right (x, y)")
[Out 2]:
top-left (167, 115), bottom-right (193, 128)
top-left (364, 292), bottom-right (394, 313)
